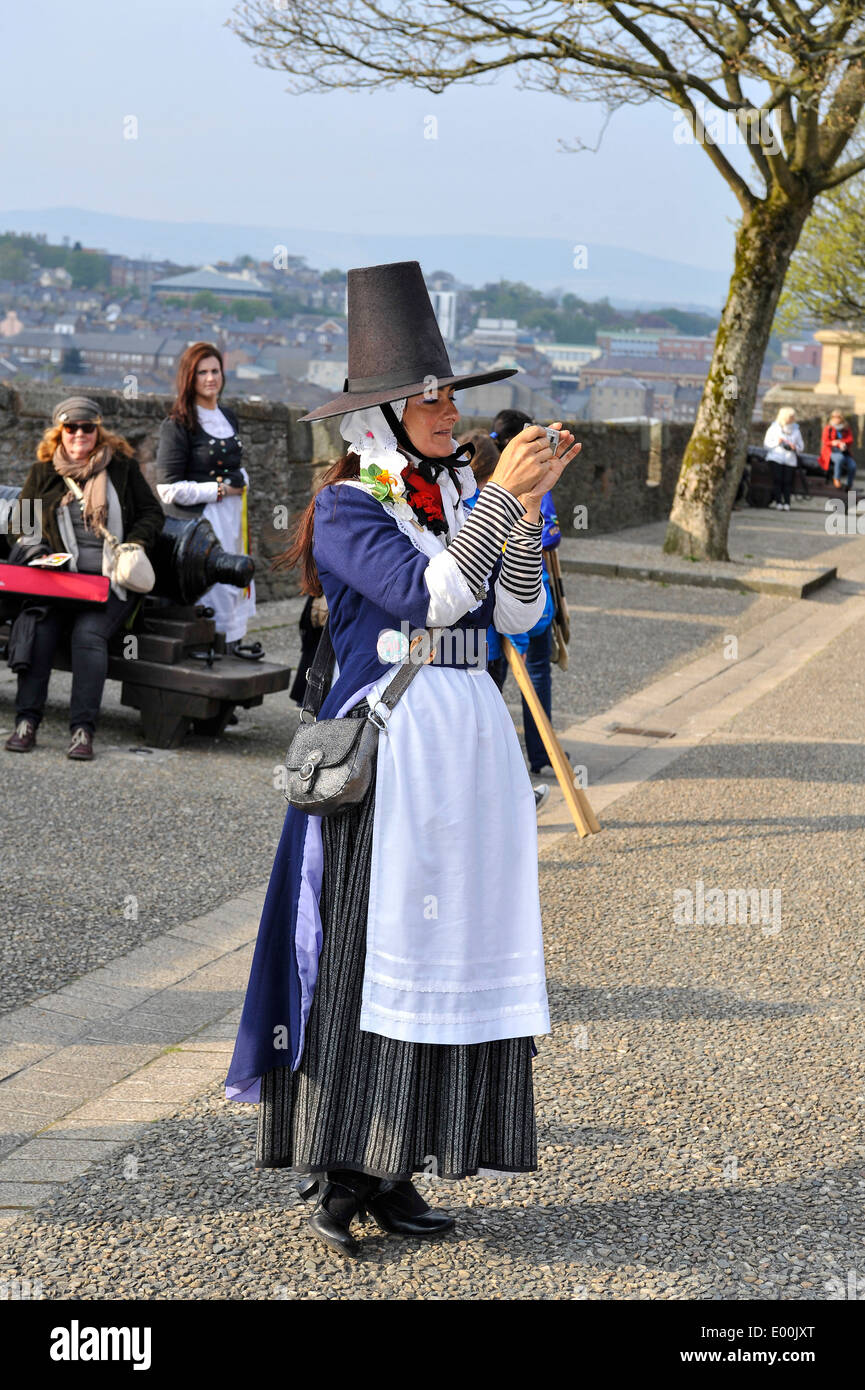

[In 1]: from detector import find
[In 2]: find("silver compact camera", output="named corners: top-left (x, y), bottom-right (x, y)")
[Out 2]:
top-left (523, 422), bottom-right (561, 454)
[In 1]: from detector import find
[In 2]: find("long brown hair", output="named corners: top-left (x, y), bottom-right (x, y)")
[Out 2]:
top-left (170, 342), bottom-right (225, 430)
top-left (37, 421), bottom-right (135, 463)
top-left (272, 451), bottom-right (361, 594)
top-left (458, 429), bottom-right (498, 486)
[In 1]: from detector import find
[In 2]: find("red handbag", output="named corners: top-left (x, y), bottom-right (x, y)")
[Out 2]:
top-left (0, 564), bottom-right (109, 604)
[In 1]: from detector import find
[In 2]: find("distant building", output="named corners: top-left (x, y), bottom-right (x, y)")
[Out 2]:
top-left (306, 358), bottom-right (348, 393)
top-left (770, 360), bottom-right (821, 385)
top-left (596, 330), bottom-right (662, 356)
top-left (256, 345), bottom-right (315, 380)
top-left (782, 339), bottom-right (822, 369)
top-left (595, 330), bottom-right (715, 360)
top-left (151, 265), bottom-right (270, 300)
top-left (458, 370), bottom-right (559, 421)
top-left (590, 375), bottom-right (653, 419)
top-left (581, 353), bottom-right (710, 390)
top-left (233, 362), bottom-right (279, 382)
top-left (464, 318), bottom-right (523, 349)
top-left (669, 384), bottom-right (704, 421)
top-left (657, 334), bottom-right (715, 360)
top-left (109, 255), bottom-right (173, 291)
top-left (38, 267), bottom-right (72, 290)
top-left (429, 289), bottom-right (458, 342)
top-left (3, 330), bottom-right (186, 374)
top-left (535, 344), bottom-right (602, 375)
top-left (286, 315), bottom-right (346, 351)
top-left (770, 327), bottom-right (865, 416)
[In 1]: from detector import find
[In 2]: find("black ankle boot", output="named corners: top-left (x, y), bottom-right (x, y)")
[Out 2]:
top-left (365, 1179), bottom-right (455, 1237)
top-left (302, 1170), bottom-right (371, 1258)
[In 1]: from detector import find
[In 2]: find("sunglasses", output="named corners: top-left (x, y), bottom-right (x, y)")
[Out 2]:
top-left (62, 421), bottom-right (98, 435)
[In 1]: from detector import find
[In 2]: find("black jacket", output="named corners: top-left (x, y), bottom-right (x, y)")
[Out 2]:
top-left (14, 453), bottom-right (165, 558)
top-left (6, 603), bottom-right (51, 673)
top-left (155, 405), bottom-right (245, 519)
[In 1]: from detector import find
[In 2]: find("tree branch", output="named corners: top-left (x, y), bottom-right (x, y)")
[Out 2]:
top-left (817, 147), bottom-right (865, 190)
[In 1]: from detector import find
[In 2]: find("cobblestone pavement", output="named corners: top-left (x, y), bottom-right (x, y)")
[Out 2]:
top-left (1, 533), bottom-right (863, 1298)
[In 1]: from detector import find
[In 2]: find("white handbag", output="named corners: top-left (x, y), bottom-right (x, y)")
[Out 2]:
top-left (62, 475), bottom-right (156, 594)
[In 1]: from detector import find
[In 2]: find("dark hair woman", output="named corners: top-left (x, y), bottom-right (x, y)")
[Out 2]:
top-left (225, 262), bottom-right (581, 1258)
top-left (4, 396), bottom-right (164, 760)
top-left (490, 407), bottom-right (533, 450)
top-left (458, 428), bottom-right (500, 488)
top-left (155, 342), bottom-right (262, 658)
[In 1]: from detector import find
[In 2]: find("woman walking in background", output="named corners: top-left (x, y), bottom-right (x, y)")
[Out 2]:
top-left (155, 342), bottom-right (262, 658)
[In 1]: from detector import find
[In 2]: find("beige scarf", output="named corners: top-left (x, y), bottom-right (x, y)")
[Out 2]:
top-left (53, 443), bottom-right (112, 532)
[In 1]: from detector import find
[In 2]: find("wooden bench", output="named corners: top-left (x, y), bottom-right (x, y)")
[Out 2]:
top-left (1, 599), bottom-right (292, 747)
top-left (746, 445), bottom-right (859, 507)
top-left (1, 481), bottom-right (293, 747)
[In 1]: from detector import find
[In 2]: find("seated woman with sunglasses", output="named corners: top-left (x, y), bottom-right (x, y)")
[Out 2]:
top-left (4, 396), bottom-right (164, 760)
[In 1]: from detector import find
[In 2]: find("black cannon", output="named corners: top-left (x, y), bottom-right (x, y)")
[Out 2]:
top-left (0, 483), bottom-right (292, 747)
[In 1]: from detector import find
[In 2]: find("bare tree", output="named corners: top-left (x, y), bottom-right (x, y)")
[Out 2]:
top-left (230, 1), bottom-right (865, 560)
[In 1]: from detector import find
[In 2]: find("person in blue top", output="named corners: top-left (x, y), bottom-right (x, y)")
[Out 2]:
top-left (467, 409), bottom-right (564, 777)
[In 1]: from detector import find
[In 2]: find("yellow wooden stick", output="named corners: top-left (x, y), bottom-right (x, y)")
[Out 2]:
top-left (502, 636), bottom-right (601, 837)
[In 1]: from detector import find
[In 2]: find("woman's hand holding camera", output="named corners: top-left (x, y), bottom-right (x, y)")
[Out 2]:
top-left (491, 423), bottom-right (581, 515)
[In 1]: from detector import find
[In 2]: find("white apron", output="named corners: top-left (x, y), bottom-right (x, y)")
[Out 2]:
top-left (311, 440), bottom-right (550, 1049)
top-left (359, 660), bottom-right (550, 1045)
top-left (200, 475), bottom-right (256, 642)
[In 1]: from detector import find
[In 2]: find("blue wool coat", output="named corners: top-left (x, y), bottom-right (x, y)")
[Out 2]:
top-left (225, 483), bottom-right (503, 1100)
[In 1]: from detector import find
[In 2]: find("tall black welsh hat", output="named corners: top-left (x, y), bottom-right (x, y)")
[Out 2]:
top-left (298, 260), bottom-right (516, 422)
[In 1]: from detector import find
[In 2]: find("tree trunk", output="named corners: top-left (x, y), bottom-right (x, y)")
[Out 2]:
top-left (664, 195), bottom-right (813, 560)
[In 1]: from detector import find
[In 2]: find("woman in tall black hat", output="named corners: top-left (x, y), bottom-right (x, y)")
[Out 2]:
top-left (225, 262), bottom-right (581, 1257)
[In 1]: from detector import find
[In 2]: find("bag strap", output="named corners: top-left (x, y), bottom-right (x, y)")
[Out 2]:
top-left (300, 614), bottom-right (442, 725)
top-left (300, 617), bottom-right (337, 721)
top-left (61, 475), bottom-right (119, 547)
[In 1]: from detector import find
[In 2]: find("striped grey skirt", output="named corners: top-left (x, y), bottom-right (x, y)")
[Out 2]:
top-left (256, 699), bottom-right (537, 1182)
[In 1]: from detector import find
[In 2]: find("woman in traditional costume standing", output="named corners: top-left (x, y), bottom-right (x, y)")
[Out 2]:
top-left (225, 262), bottom-right (580, 1257)
top-left (155, 342), bottom-right (261, 658)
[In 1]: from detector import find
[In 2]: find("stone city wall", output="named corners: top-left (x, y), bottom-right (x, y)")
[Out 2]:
top-left (3, 384), bottom-right (848, 598)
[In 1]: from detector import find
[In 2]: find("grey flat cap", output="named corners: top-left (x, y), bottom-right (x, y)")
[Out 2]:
top-left (53, 396), bottom-right (103, 425)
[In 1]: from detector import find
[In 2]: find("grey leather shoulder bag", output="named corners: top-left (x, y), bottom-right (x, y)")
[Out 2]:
top-left (283, 616), bottom-right (440, 816)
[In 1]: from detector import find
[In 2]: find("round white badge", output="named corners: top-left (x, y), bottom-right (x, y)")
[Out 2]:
top-left (376, 628), bottom-right (410, 664)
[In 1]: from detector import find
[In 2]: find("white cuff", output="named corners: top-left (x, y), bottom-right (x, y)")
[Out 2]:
top-left (493, 581), bottom-right (546, 635)
top-left (156, 480), bottom-right (219, 506)
top-left (424, 549), bottom-right (485, 626)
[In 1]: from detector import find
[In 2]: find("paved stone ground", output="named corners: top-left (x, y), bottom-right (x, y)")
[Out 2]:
top-left (0, 507), bottom-right (863, 1299)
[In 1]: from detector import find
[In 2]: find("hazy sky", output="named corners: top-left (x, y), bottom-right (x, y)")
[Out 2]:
top-left (1, 0), bottom-right (743, 273)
